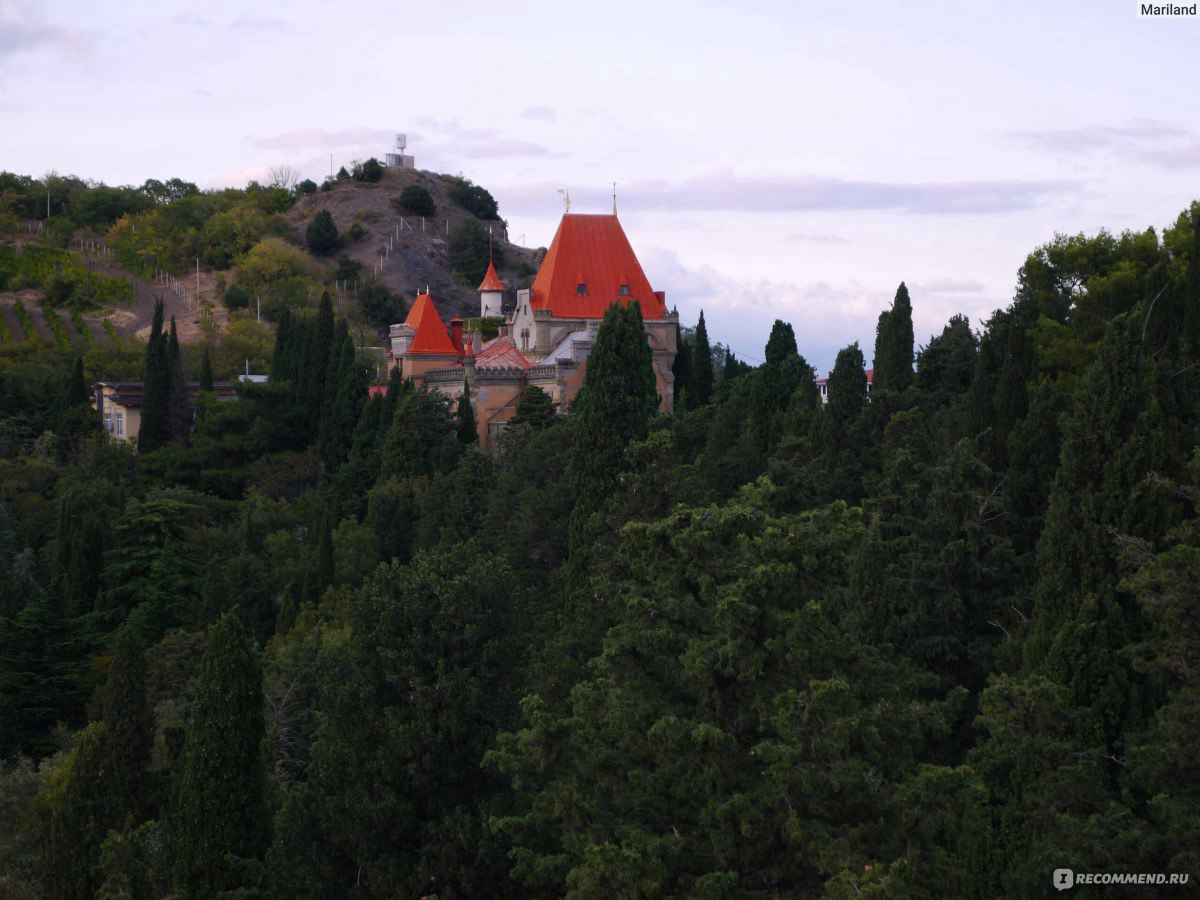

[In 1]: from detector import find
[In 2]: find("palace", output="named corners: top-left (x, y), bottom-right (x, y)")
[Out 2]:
top-left (388, 212), bottom-right (678, 445)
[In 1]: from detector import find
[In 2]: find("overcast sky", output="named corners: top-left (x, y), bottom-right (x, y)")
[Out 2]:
top-left (2, 0), bottom-right (1198, 371)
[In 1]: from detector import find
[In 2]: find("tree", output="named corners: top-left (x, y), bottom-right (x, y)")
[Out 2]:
top-left (456, 381), bottom-right (478, 444)
top-left (353, 157), bottom-right (384, 183)
top-left (397, 185), bottom-right (435, 216)
top-left (101, 627), bottom-right (152, 817)
top-left (42, 723), bottom-right (120, 899)
top-left (873, 282), bottom-right (915, 395)
top-left (508, 385), bottom-right (557, 431)
top-left (270, 547), bottom-right (522, 897)
top-left (172, 613), bottom-right (268, 898)
top-left (306, 209), bottom-right (341, 256)
top-left (449, 218), bottom-right (502, 286)
top-left (692, 310), bottom-right (714, 406)
top-left (199, 346), bottom-right (214, 393)
top-left (138, 299), bottom-right (168, 453)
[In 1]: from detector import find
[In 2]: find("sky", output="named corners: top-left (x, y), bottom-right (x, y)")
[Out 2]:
top-left (2, 0), bottom-right (1198, 372)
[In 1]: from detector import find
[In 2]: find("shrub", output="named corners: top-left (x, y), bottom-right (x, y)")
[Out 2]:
top-left (335, 255), bottom-right (363, 282)
top-left (347, 222), bottom-right (365, 242)
top-left (225, 282), bottom-right (250, 311)
top-left (306, 210), bottom-right (341, 256)
top-left (396, 185), bottom-right (435, 217)
top-left (443, 176), bottom-right (499, 220)
top-left (296, 179), bottom-right (318, 195)
top-left (353, 158), bottom-right (384, 183)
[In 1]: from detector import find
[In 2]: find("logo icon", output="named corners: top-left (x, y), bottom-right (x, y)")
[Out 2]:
top-left (1054, 869), bottom-right (1075, 890)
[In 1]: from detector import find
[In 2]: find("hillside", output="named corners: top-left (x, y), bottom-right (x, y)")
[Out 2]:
top-left (285, 166), bottom-right (542, 322)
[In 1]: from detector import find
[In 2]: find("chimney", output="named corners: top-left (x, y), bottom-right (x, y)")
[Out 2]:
top-left (471, 330), bottom-right (482, 355)
top-left (450, 316), bottom-right (464, 356)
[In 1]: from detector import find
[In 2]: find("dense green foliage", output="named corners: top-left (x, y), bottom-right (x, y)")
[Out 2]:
top-left (396, 184), bottom-right (435, 216)
top-left (305, 209), bottom-right (341, 256)
top-left (0, 199), bottom-right (1198, 898)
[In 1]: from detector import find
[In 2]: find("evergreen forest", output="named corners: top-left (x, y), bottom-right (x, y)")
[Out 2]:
top-left (1, 186), bottom-right (1199, 897)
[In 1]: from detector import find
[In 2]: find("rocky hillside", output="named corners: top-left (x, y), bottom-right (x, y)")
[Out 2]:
top-left (285, 166), bottom-right (542, 322)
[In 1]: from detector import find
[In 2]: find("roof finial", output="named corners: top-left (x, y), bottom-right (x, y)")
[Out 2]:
top-left (557, 188), bottom-right (571, 213)
top-left (613, 181), bottom-right (617, 216)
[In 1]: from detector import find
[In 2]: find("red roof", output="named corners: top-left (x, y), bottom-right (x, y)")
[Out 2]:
top-left (529, 214), bottom-right (667, 319)
top-left (475, 334), bottom-right (531, 369)
top-left (404, 292), bottom-right (457, 354)
top-left (477, 259), bottom-right (505, 292)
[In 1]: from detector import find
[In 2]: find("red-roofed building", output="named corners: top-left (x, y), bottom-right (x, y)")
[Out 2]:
top-left (815, 368), bottom-right (874, 404)
top-left (388, 211), bottom-right (679, 446)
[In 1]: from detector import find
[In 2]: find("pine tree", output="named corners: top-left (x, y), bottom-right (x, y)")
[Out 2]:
top-left (305, 209), bottom-right (341, 256)
top-left (693, 310), bottom-right (714, 405)
top-left (456, 380), bottom-right (478, 444)
top-left (172, 613), bottom-right (268, 898)
top-left (873, 282), bottom-right (915, 395)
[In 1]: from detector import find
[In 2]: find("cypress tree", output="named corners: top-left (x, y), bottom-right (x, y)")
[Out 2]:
top-left (166, 316), bottom-right (190, 443)
top-left (567, 301), bottom-right (657, 592)
top-left (671, 331), bottom-right (694, 411)
top-left (570, 301), bottom-right (657, 500)
top-left (456, 380), bottom-right (478, 444)
top-left (172, 612), bottom-right (268, 898)
top-left (312, 505), bottom-right (335, 600)
top-left (43, 723), bottom-right (120, 900)
top-left (873, 282), bottom-right (915, 395)
top-left (138, 299), bottom-right (168, 453)
top-left (102, 627), bottom-right (152, 817)
top-left (270, 305), bottom-right (293, 381)
top-left (693, 310), bottom-right (714, 405)
top-left (199, 346), bottom-right (214, 393)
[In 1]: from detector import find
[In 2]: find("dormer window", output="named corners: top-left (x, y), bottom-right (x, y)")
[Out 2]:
top-left (576, 283), bottom-right (587, 295)
top-left (619, 284), bottom-right (630, 296)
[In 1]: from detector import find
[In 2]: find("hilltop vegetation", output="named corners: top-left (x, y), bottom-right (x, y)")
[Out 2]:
top-left (0, 176), bottom-right (1198, 896)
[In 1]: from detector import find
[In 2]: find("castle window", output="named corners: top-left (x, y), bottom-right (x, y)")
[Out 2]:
top-left (576, 283), bottom-right (587, 295)
top-left (619, 284), bottom-right (630, 296)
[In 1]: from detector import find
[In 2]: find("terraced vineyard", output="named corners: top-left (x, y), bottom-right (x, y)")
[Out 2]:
top-left (0, 297), bottom-right (119, 350)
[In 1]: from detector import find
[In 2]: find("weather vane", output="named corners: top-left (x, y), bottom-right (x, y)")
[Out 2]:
top-left (557, 188), bottom-right (571, 213)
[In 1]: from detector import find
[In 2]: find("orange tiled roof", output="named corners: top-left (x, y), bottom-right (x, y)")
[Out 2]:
top-left (404, 292), bottom-right (457, 355)
top-left (477, 259), bottom-right (505, 292)
top-left (529, 214), bottom-right (667, 319)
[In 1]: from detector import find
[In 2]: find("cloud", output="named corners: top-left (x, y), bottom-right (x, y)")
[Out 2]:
top-left (640, 247), bottom-right (1005, 371)
top-left (917, 277), bottom-right (986, 294)
top-left (521, 105), bottom-right (557, 122)
top-left (412, 117), bottom-right (561, 160)
top-left (248, 127), bottom-right (395, 151)
top-left (494, 170), bottom-right (1074, 216)
top-left (227, 16), bottom-right (297, 35)
top-left (1014, 120), bottom-right (1188, 154)
top-left (1134, 140), bottom-right (1200, 169)
top-left (1016, 120), bottom-right (1200, 167)
top-left (786, 232), bottom-right (848, 244)
top-left (0, 7), bottom-right (92, 62)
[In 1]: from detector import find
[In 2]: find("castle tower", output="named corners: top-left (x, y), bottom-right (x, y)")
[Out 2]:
top-left (477, 249), bottom-right (505, 318)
